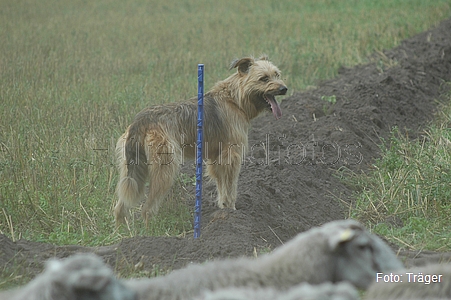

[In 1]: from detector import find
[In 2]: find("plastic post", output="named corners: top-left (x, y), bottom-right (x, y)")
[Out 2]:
top-left (194, 64), bottom-right (204, 239)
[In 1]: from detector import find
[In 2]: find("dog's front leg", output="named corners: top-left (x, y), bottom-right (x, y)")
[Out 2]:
top-left (206, 144), bottom-right (243, 209)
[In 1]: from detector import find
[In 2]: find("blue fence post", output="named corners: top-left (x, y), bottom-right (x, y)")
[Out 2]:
top-left (194, 64), bottom-right (204, 239)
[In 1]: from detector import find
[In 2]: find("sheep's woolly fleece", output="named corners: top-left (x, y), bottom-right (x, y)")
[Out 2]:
top-left (195, 282), bottom-right (359, 300)
top-left (123, 219), bottom-right (403, 300)
top-left (1, 18), bottom-right (451, 277)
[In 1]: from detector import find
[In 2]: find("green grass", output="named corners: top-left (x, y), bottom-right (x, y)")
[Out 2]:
top-left (1, 0), bottom-right (450, 248)
top-left (347, 87), bottom-right (451, 251)
top-left (0, 264), bottom-right (34, 291)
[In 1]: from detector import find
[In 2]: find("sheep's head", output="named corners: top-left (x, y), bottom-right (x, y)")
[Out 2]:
top-left (29, 254), bottom-right (137, 300)
top-left (327, 220), bottom-right (405, 289)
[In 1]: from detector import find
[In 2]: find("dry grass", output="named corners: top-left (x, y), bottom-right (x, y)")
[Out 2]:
top-left (348, 88), bottom-right (451, 251)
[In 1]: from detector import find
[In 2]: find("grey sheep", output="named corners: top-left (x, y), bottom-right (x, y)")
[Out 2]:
top-left (365, 263), bottom-right (451, 299)
top-left (125, 219), bottom-right (404, 300)
top-left (194, 282), bottom-right (359, 300)
top-left (0, 253), bottom-right (136, 300)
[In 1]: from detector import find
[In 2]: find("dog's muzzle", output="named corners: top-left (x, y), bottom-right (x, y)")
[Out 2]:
top-left (264, 85), bottom-right (287, 120)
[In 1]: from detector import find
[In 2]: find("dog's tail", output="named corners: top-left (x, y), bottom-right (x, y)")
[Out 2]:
top-left (114, 128), bottom-right (148, 223)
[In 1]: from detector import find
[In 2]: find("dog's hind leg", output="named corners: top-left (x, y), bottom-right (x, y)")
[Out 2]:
top-left (141, 137), bottom-right (181, 223)
top-left (206, 145), bottom-right (242, 209)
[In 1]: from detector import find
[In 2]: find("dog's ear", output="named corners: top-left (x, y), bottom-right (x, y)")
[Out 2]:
top-left (229, 57), bottom-right (254, 75)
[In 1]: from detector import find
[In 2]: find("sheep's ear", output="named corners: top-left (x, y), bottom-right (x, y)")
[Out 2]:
top-left (328, 228), bottom-right (357, 250)
top-left (46, 259), bottom-right (63, 272)
top-left (229, 57), bottom-right (254, 75)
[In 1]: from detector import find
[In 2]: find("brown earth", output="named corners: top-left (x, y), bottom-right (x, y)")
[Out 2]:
top-left (2, 18), bottom-right (451, 280)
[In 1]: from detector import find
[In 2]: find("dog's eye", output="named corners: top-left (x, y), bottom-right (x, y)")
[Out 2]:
top-left (260, 76), bottom-right (269, 82)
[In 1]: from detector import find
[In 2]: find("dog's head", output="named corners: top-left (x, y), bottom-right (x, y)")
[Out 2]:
top-left (230, 55), bottom-right (287, 120)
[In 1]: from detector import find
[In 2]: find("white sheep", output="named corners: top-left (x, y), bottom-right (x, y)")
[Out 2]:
top-left (124, 219), bottom-right (404, 300)
top-left (365, 263), bottom-right (451, 299)
top-left (0, 253), bottom-right (136, 300)
top-left (195, 282), bottom-right (359, 300)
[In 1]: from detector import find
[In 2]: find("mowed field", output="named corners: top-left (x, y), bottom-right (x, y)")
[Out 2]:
top-left (1, 0), bottom-right (450, 247)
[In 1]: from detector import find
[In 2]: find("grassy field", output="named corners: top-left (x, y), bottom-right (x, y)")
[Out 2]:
top-left (1, 0), bottom-right (451, 247)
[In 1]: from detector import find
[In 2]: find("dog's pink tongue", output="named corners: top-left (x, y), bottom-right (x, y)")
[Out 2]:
top-left (269, 98), bottom-right (282, 120)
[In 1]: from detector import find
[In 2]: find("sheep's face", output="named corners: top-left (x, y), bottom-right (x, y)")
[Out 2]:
top-left (332, 227), bottom-right (404, 289)
top-left (72, 278), bottom-right (137, 300)
top-left (45, 254), bottom-right (137, 300)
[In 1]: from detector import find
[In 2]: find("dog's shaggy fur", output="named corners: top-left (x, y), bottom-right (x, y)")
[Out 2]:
top-left (114, 56), bottom-right (287, 224)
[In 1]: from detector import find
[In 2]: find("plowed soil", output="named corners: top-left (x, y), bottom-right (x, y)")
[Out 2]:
top-left (2, 18), bottom-right (451, 279)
